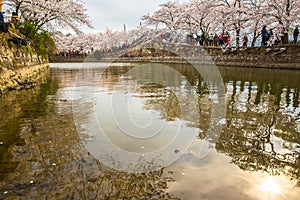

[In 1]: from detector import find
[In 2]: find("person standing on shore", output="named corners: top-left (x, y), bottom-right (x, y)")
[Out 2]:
top-left (0, 12), bottom-right (3, 24)
top-left (293, 26), bottom-right (299, 44)
top-left (218, 33), bottom-right (224, 46)
top-left (214, 33), bottom-right (218, 46)
top-left (0, 0), bottom-right (3, 23)
top-left (242, 35), bottom-right (248, 47)
top-left (261, 25), bottom-right (268, 46)
top-left (225, 32), bottom-right (231, 47)
top-left (11, 12), bottom-right (20, 23)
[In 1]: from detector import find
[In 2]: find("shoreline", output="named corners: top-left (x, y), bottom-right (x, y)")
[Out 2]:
top-left (0, 63), bottom-right (50, 96)
top-left (54, 44), bottom-right (300, 70)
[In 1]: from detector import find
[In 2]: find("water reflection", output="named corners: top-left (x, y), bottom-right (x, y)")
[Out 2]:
top-left (63, 63), bottom-right (299, 198)
top-left (0, 64), bottom-right (178, 199)
top-left (71, 63), bottom-right (205, 172)
top-left (89, 64), bottom-right (300, 193)
top-left (218, 67), bottom-right (300, 188)
top-left (0, 75), bottom-right (55, 180)
top-left (0, 63), bottom-right (299, 199)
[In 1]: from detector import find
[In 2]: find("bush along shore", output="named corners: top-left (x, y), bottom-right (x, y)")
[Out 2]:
top-left (0, 21), bottom-right (57, 96)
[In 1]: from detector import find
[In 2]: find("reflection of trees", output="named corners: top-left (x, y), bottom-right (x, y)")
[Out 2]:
top-left (0, 78), bottom-right (58, 180)
top-left (0, 106), bottom-right (178, 199)
top-left (137, 83), bottom-right (182, 121)
top-left (216, 67), bottom-right (300, 186)
top-left (49, 65), bottom-right (300, 191)
top-left (100, 64), bottom-right (300, 186)
top-left (70, 159), bottom-right (177, 199)
top-left (0, 68), bottom-right (179, 199)
top-left (138, 83), bottom-right (212, 138)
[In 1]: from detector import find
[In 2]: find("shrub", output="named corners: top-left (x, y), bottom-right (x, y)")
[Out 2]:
top-left (16, 21), bottom-right (57, 60)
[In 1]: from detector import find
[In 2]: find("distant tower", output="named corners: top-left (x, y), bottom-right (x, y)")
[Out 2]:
top-left (123, 24), bottom-right (126, 33)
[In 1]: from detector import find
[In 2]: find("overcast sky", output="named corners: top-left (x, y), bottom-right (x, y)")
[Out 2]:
top-left (82, 0), bottom-right (172, 33)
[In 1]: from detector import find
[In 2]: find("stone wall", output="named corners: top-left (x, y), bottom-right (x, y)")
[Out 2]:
top-left (152, 43), bottom-right (300, 69)
top-left (0, 33), bottom-right (50, 95)
top-left (0, 63), bottom-right (49, 95)
top-left (54, 43), bottom-right (300, 70)
top-left (205, 44), bottom-right (300, 69)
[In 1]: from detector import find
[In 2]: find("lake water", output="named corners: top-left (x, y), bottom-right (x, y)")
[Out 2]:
top-left (0, 62), bottom-right (299, 199)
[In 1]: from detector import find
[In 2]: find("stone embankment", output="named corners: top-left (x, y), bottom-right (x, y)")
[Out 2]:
top-left (56, 43), bottom-right (300, 70)
top-left (206, 44), bottom-right (300, 69)
top-left (135, 43), bottom-right (300, 70)
top-left (0, 33), bottom-right (49, 96)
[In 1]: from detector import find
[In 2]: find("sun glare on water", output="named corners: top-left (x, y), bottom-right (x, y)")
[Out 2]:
top-left (259, 177), bottom-right (282, 194)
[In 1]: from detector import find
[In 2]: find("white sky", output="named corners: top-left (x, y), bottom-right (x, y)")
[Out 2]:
top-left (82, 0), bottom-right (173, 33)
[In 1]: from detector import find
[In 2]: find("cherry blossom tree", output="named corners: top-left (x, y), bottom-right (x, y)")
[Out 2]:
top-left (208, 0), bottom-right (250, 47)
top-left (142, 0), bottom-right (300, 46)
top-left (51, 0), bottom-right (300, 52)
top-left (141, 1), bottom-right (183, 31)
top-left (53, 26), bottom-right (150, 54)
top-left (6, 0), bottom-right (92, 32)
top-left (243, 0), bottom-right (269, 47)
top-left (265, 0), bottom-right (300, 30)
top-left (183, 1), bottom-right (221, 34)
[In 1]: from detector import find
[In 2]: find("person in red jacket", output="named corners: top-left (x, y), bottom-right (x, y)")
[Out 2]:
top-left (225, 32), bottom-right (231, 47)
top-left (243, 35), bottom-right (248, 47)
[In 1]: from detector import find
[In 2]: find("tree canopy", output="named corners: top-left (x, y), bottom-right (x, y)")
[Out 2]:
top-left (51, 0), bottom-right (300, 53)
top-left (6, 0), bottom-right (93, 32)
top-left (142, 0), bottom-right (300, 46)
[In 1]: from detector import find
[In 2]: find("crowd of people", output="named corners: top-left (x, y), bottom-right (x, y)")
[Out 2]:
top-left (60, 47), bottom-right (95, 59)
top-left (186, 31), bottom-right (248, 49)
top-left (185, 26), bottom-right (299, 49)
top-left (186, 32), bottom-right (228, 47)
top-left (261, 25), bottom-right (299, 46)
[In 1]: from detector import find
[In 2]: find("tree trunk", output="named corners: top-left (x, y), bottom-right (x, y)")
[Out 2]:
top-left (283, 32), bottom-right (289, 44)
top-left (251, 21), bottom-right (259, 48)
top-left (235, 0), bottom-right (241, 47)
top-left (251, 36), bottom-right (256, 48)
top-left (236, 29), bottom-right (240, 47)
top-left (286, 0), bottom-right (291, 29)
top-left (15, 3), bottom-right (21, 14)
